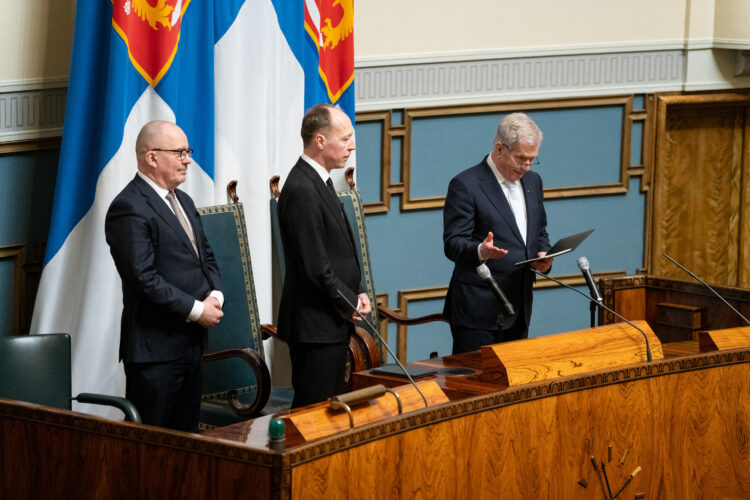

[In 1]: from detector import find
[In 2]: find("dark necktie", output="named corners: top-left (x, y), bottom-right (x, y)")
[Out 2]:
top-left (325, 177), bottom-right (338, 200)
top-left (166, 191), bottom-right (198, 255)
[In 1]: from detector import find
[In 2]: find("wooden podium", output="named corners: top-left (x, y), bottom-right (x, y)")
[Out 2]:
top-left (598, 274), bottom-right (750, 342)
top-left (2, 321), bottom-right (749, 499)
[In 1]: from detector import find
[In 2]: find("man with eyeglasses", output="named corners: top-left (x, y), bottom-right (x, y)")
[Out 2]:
top-left (105, 120), bottom-right (223, 432)
top-left (443, 112), bottom-right (552, 354)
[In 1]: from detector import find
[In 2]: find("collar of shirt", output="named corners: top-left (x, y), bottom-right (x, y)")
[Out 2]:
top-left (137, 170), bottom-right (183, 215)
top-left (137, 170), bottom-right (171, 199)
top-left (301, 153), bottom-right (331, 184)
top-left (486, 154), bottom-right (517, 187)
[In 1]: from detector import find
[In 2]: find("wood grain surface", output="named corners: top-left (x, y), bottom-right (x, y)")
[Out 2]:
top-left (478, 320), bottom-right (663, 386)
top-left (289, 381), bottom-right (448, 442)
top-left (699, 325), bottom-right (750, 351)
top-left (291, 359), bottom-right (750, 499)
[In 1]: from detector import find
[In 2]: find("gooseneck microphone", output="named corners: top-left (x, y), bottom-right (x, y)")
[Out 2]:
top-left (662, 253), bottom-right (750, 325)
top-left (336, 290), bottom-right (429, 407)
top-left (577, 256), bottom-right (603, 303)
top-left (476, 263), bottom-right (515, 317)
top-left (530, 268), bottom-right (653, 362)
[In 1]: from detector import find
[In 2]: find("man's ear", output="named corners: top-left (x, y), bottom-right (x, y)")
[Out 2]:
top-left (144, 150), bottom-right (158, 169)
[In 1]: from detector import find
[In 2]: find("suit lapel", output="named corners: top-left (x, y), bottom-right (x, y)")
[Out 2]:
top-left (298, 161), bottom-right (357, 253)
top-left (133, 176), bottom-right (199, 260)
top-left (477, 160), bottom-right (525, 246)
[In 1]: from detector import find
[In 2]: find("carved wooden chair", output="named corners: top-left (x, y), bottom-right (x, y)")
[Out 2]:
top-left (269, 168), bottom-right (446, 381)
top-left (197, 182), bottom-right (292, 430)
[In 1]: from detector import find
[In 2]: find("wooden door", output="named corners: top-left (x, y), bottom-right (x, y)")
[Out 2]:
top-left (649, 93), bottom-right (750, 287)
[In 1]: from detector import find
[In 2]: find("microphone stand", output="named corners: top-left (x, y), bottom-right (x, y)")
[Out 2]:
top-left (662, 253), bottom-right (750, 325)
top-left (336, 290), bottom-right (429, 407)
top-left (589, 299), bottom-right (597, 329)
top-left (530, 269), bottom-right (653, 362)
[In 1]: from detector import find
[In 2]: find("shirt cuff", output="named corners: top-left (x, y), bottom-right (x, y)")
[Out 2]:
top-left (186, 291), bottom-right (224, 322)
top-left (187, 300), bottom-right (203, 322)
top-left (477, 243), bottom-right (485, 262)
top-left (209, 290), bottom-right (224, 308)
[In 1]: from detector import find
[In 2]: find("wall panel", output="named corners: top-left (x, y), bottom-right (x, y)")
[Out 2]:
top-left (357, 98), bottom-right (647, 362)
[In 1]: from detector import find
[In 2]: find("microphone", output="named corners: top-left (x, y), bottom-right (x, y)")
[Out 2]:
top-left (662, 253), bottom-right (750, 325)
top-left (336, 290), bottom-right (429, 407)
top-left (577, 256), bottom-right (603, 303)
top-left (530, 268), bottom-right (653, 362)
top-left (476, 263), bottom-right (515, 317)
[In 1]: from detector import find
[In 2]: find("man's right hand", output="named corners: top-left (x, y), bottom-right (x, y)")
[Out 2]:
top-left (198, 297), bottom-right (224, 328)
top-left (479, 232), bottom-right (509, 260)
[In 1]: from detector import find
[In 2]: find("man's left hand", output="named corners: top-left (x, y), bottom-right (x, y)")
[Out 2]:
top-left (349, 293), bottom-right (372, 322)
top-left (530, 251), bottom-right (553, 273)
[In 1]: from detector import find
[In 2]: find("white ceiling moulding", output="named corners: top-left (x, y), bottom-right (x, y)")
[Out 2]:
top-left (355, 49), bottom-right (685, 111)
top-left (355, 40), bottom-right (688, 68)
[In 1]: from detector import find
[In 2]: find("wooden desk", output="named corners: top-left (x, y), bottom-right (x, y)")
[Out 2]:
top-left (2, 344), bottom-right (749, 499)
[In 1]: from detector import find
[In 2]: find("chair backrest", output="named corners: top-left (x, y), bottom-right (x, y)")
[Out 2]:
top-left (197, 203), bottom-right (265, 401)
top-left (0, 333), bottom-right (72, 409)
top-left (269, 177), bottom-right (382, 350)
top-left (336, 188), bottom-right (381, 333)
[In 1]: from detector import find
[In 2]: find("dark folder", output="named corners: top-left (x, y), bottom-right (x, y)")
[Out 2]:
top-left (514, 228), bottom-right (594, 266)
top-left (370, 364), bottom-right (437, 379)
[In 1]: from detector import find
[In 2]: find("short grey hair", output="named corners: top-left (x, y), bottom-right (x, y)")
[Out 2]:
top-left (493, 112), bottom-right (543, 149)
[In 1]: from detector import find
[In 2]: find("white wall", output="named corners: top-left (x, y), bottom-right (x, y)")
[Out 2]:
top-left (354, 0), bottom-right (691, 62)
top-left (0, 0), bottom-right (75, 85)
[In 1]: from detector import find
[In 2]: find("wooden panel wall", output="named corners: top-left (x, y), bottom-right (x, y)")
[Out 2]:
top-left (290, 360), bottom-right (750, 499)
top-left (649, 93), bottom-right (750, 287)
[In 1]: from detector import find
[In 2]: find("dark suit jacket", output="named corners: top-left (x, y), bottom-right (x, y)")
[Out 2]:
top-left (443, 157), bottom-right (550, 331)
top-left (105, 174), bottom-right (222, 363)
top-left (277, 158), bottom-right (362, 345)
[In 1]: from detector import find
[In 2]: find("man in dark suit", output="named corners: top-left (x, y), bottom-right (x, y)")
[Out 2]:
top-left (443, 113), bottom-right (552, 354)
top-left (105, 120), bottom-right (223, 432)
top-left (277, 104), bottom-right (371, 408)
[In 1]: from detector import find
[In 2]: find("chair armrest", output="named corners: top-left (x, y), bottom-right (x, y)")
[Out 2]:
top-left (377, 305), bottom-right (447, 326)
top-left (260, 323), bottom-right (278, 341)
top-left (72, 393), bottom-right (142, 423)
top-left (202, 348), bottom-right (271, 417)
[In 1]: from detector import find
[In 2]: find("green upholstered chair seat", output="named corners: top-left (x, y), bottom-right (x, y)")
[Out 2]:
top-left (199, 386), bottom-right (295, 429)
top-left (198, 202), bottom-right (291, 429)
top-left (0, 333), bottom-right (140, 422)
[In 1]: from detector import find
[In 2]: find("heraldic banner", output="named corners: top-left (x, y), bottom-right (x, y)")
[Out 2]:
top-left (31, 0), bottom-right (355, 417)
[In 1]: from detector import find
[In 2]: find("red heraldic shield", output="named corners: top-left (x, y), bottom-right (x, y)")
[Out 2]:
top-left (112, 0), bottom-right (186, 87)
top-left (305, 0), bottom-right (355, 103)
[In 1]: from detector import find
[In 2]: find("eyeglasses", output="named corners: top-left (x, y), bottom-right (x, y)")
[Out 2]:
top-left (151, 148), bottom-right (194, 161)
top-left (502, 143), bottom-right (540, 167)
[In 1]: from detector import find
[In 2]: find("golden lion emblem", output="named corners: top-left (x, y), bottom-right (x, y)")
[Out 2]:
top-left (131, 0), bottom-right (175, 30)
top-left (321, 0), bottom-right (353, 50)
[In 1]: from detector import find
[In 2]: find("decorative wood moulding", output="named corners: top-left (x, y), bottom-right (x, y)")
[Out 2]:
top-left (355, 95), bottom-right (647, 215)
top-left (396, 286), bottom-right (448, 362)
top-left (0, 86), bottom-right (66, 143)
top-left (0, 244), bottom-right (27, 336)
top-left (355, 49), bottom-right (683, 112)
top-left (401, 96), bottom-right (638, 211)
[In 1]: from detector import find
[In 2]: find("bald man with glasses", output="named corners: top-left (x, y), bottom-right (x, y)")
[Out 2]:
top-left (443, 112), bottom-right (552, 354)
top-left (105, 120), bottom-right (223, 432)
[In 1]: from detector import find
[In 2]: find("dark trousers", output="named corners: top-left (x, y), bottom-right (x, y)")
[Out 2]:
top-left (124, 343), bottom-right (203, 433)
top-left (450, 307), bottom-right (528, 355)
top-left (289, 340), bottom-right (348, 408)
